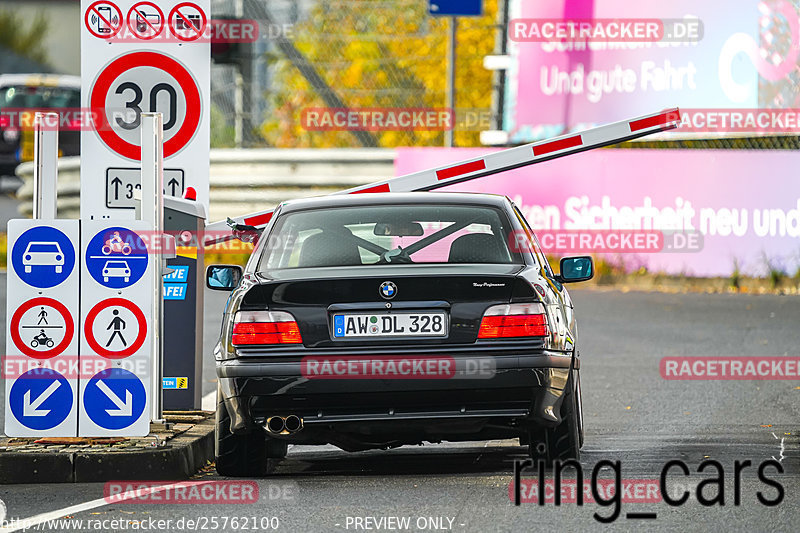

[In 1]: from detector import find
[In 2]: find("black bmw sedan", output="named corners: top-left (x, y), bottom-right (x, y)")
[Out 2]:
top-left (207, 192), bottom-right (593, 476)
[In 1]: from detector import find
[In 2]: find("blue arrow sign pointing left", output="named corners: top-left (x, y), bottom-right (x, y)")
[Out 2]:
top-left (9, 369), bottom-right (73, 430)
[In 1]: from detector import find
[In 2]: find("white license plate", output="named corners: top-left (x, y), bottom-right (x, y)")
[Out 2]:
top-left (333, 312), bottom-right (447, 338)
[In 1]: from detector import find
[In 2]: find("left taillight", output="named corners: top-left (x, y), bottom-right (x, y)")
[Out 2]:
top-left (478, 303), bottom-right (548, 339)
top-left (231, 311), bottom-right (303, 345)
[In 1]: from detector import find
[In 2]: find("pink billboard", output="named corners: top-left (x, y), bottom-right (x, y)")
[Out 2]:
top-left (395, 147), bottom-right (800, 277)
top-left (505, 0), bottom-right (799, 141)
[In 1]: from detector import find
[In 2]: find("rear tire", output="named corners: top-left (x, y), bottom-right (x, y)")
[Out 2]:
top-left (215, 388), bottom-right (287, 477)
top-left (576, 372), bottom-right (584, 449)
top-left (527, 373), bottom-right (581, 463)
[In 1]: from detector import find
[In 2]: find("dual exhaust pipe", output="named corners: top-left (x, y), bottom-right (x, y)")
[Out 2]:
top-left (265, 415), bottom-right (304, 435)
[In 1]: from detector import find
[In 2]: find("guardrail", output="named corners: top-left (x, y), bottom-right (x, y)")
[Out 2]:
top-left (16, 148), bottom-right (397, 222)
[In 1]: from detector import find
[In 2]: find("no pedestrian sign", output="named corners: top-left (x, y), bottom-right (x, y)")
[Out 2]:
top-left (84, 298), bottom-right (148, 359)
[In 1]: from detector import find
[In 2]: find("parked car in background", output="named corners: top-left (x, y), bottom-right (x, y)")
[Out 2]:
top-left (0, 74), bottom-right (81, 178)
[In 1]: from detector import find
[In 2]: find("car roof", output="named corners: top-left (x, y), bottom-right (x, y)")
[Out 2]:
top-left (0, 74), bottom-right (81, 89)
top-left (276, 191), bottom-right (512, 214)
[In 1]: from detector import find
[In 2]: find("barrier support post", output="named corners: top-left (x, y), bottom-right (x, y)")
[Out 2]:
top-left (141, 113), bottom-right (166, 424)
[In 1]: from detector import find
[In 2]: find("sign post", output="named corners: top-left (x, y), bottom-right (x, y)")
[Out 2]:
top-left (140, 112), bottom-right (165, 424)
top-left (32, 112), bottom-right (59, 220)
top-left (80, 0), bottom-right (210, 219)
top-left (428, 1), bottom-right (483, 148)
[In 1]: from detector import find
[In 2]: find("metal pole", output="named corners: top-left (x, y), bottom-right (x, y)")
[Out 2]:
top-left (32, 112), bottom-right (59, 219)
top-left (234, 72), bottom-right (244, 149)
top-left (493, 0), bottom-right (509, 133)
top-left (141, 113), bottom-right (165, 424)
top-left (445, 16), bottom-right (457, 147)
top-left (244, 0), bottom-right (380, 147)
top-left (234, 0), bottom-right (244, 148)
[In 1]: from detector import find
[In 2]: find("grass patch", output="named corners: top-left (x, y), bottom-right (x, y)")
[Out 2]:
top-left (762, 253), bottom-right (786, 290)
top-left (730, 259), bottom-right (741, 291)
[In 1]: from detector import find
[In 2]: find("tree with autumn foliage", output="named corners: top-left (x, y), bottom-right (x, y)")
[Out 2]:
top-left (261, 0), bottom-right (498, 148)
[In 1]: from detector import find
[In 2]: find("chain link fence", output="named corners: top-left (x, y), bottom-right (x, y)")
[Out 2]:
top-left (210, 0), bottom-right (500, 148)
top-left (210, 0), bottom-right (800, 152)
top-left (615, 135), bottom-right (800, 151)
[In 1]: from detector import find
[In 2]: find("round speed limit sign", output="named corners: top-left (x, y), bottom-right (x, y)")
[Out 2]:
top-left (90, 51), bottom-right (201, 160)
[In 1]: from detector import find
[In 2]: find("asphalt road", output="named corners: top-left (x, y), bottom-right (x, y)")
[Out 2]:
top-left (1, 282), bottom-right (799, 532)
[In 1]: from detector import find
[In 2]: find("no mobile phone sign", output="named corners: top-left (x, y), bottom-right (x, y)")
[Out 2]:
top-left (85, 1), bottom-right (124, 39)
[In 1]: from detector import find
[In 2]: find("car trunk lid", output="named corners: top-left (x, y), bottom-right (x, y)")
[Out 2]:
top-left (240, 264), bottom-right (526, 347)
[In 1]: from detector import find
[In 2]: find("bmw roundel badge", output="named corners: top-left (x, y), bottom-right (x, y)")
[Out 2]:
top-left (379, 281), bottom-right (397, 300)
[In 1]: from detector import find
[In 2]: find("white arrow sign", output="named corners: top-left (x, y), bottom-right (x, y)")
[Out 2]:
top-left (23, 381), bottom-right (61, 417)
top-left (97, 380), bottom-right (133, 417)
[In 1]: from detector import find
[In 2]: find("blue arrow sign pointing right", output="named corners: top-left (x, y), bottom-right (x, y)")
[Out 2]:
top-left (84, 368), bottom-right (146, 430)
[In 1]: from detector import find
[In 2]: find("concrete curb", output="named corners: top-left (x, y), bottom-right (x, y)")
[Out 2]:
top-left (0, 419), bottom-right (215, 484)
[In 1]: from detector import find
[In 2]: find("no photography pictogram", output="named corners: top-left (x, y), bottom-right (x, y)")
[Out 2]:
top-left (168, 2), bottom-right (207, 42)
top-left (85, 1), bottom-right (123, 39)
top-left (127, 1), bottom-right (165, 40)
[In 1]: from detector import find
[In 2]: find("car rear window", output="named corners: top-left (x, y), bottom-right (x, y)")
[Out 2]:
top-left (259, 204), bottom-right (522, 270)
top-left (0, 85), bottom-right (80, 110)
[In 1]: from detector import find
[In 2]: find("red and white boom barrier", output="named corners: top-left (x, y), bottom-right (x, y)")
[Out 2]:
top-left (204, 108), bottom-right (681, 244)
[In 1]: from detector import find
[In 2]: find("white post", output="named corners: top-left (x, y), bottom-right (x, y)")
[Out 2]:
top-left (32, 112), bottom-right (59, 219)
top-left (141, 113), bottom-right (165, 424)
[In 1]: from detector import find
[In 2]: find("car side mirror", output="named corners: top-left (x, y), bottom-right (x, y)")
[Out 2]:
top-left (556, 256), bottom-right (593, 283)
top-left (206, 265), bottom-right (243, 291)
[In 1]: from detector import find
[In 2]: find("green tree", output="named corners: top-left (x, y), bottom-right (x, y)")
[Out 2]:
top-left (0, 9), bottom-right (51, 66)
top-left (261, 0), bottom-right (498, 148)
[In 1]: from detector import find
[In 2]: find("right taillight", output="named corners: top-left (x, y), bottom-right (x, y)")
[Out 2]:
top-left (231, 310), bottom-right (303, 345)
top-left (478, 303), bottom-right (548, 339)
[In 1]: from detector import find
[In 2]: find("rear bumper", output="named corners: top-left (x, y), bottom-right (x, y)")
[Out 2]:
top-left (217, 351), bottom-right (574, 436)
